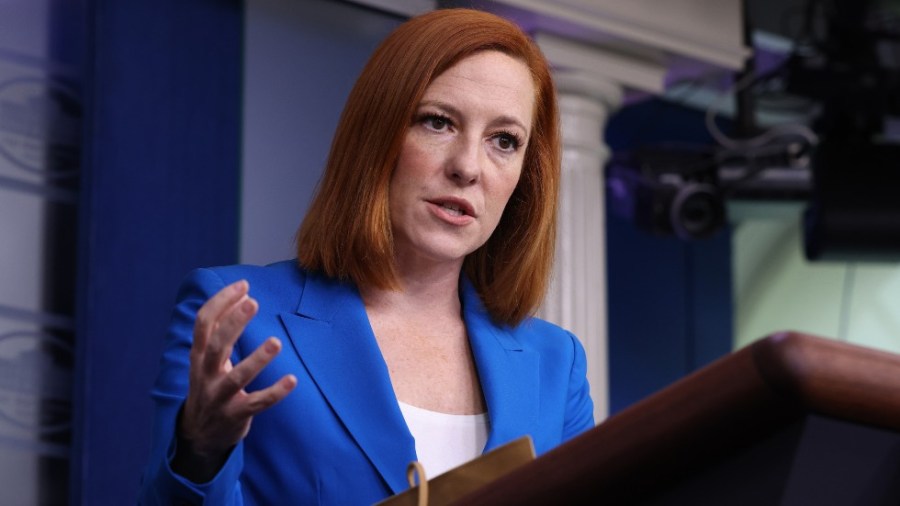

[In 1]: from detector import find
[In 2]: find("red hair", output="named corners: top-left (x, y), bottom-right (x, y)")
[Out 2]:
top-left (297, 8), bottom-right (560, 326)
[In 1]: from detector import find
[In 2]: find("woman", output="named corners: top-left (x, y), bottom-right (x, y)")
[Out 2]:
top-left (139, 8), bottom-right (593, 505)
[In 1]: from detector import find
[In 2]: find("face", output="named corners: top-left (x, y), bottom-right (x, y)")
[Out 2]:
top-left (389, 50), bottom-right (535, 269)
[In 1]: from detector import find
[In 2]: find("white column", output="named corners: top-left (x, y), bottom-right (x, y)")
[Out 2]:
top-left (539, 71), bottom-right (622, 422)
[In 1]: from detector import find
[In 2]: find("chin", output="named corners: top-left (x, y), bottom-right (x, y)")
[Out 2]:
top-left (400, 236), bottom-right (483, 265)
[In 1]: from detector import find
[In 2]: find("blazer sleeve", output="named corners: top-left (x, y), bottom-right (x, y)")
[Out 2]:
top-left (137, 268), bottom-right (245, 506)
top-left (563, 330), bottom-right (595, 440)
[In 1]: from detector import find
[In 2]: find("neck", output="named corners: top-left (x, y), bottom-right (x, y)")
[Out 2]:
top-left (360, 254), bottom-right (465, 320)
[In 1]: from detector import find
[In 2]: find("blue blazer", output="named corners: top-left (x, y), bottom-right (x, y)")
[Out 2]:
top-left (138, 260), bottom-right (593, 505)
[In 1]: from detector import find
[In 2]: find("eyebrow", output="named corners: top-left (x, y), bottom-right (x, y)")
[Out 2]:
top-left (417, 100), bottom-right (530, 136)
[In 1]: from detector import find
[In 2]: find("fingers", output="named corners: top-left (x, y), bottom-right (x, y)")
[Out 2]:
top-left (181, 280), bottom-right (297, 457)
top-left (192, 280), bottom-right (259, 376)
top-left (215, 337), bottom-right (297, 420)
top-left (193, 279), bottom-right (249, 353)
top-left (202, 297), bottom-right (258, 375)
top-left (216, 337), bottom-right (283, 400)
top-left (234, 373), bottom-right (298, 419)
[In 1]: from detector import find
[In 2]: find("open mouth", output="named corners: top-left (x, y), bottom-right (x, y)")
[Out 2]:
top-left (440, 202), bottom-right (465, 217)
top-left (427, 198), bottom-right (475, 219)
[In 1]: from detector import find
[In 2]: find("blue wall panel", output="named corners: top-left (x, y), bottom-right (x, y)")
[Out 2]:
top-left (606, 97), bottom-right (734, 414)
top-left (74, 0), bottom-right (242, 503)
top-left (606, 212), bottom-right (692, 413)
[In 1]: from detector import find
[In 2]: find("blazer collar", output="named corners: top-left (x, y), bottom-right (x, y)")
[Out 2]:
top-left (279, 272), bottom-right (415, 494)
top-left (459, 279), bottom-right (540, 451)
top-left (279, 272), bottom-right (540, 493)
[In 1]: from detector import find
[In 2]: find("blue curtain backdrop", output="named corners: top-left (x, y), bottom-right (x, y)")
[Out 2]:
top-left (74, 0), bottom-right (242, 503)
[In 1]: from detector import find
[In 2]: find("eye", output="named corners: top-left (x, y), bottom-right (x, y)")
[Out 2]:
top-left (420, 114), bottom-right (453, 132)
top-left (492, 131), bottom-right (523, 153)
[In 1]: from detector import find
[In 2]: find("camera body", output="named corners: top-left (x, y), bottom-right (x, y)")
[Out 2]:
top-left (607, 147), bottom-right (726, 240)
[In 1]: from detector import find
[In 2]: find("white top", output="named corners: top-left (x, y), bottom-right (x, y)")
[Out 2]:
top-left (398, 401), bottom-right (490, 478)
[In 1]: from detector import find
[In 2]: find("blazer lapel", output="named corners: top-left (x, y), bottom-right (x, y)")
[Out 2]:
top-left (460, 280), bottom-right (540, 452)
top-left (278, 272), bottom-right (415, 494)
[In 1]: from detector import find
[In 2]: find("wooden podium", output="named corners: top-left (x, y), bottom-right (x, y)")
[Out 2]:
top-left (452, 332), bottom-right (900, 505)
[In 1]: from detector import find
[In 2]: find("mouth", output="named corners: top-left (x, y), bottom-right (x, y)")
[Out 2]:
top-left (427, 197), bottom-right (476, 219)
top-left (439, 202), bottom-right (466, 217)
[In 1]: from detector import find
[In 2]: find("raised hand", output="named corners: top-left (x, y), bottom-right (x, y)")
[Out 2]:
top-left (172, 279), bottom-right (297, 482)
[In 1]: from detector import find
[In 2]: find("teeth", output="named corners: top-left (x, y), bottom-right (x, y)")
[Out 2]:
top-left (441, 203), bottom-right (463, 216)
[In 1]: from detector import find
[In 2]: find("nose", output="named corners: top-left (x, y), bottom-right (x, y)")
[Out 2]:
top-left (445, 135), bottom-right (482, 185)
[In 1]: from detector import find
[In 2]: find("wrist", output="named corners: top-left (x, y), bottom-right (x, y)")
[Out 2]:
top-left (171, 405), bottom-right (233, 483)
top-left (171, 430), bottom-right (233, 484)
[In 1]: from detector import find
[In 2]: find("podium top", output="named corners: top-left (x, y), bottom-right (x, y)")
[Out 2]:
top-left (452, 331), bottom-right (900, 505)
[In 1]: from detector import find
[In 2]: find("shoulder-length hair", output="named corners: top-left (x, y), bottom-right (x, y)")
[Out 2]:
top-left (297, 8), bottom-right (560, 326)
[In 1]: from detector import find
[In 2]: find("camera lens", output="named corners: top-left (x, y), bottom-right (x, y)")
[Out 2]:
top-left (670, 183), bottom-right (725, 239)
